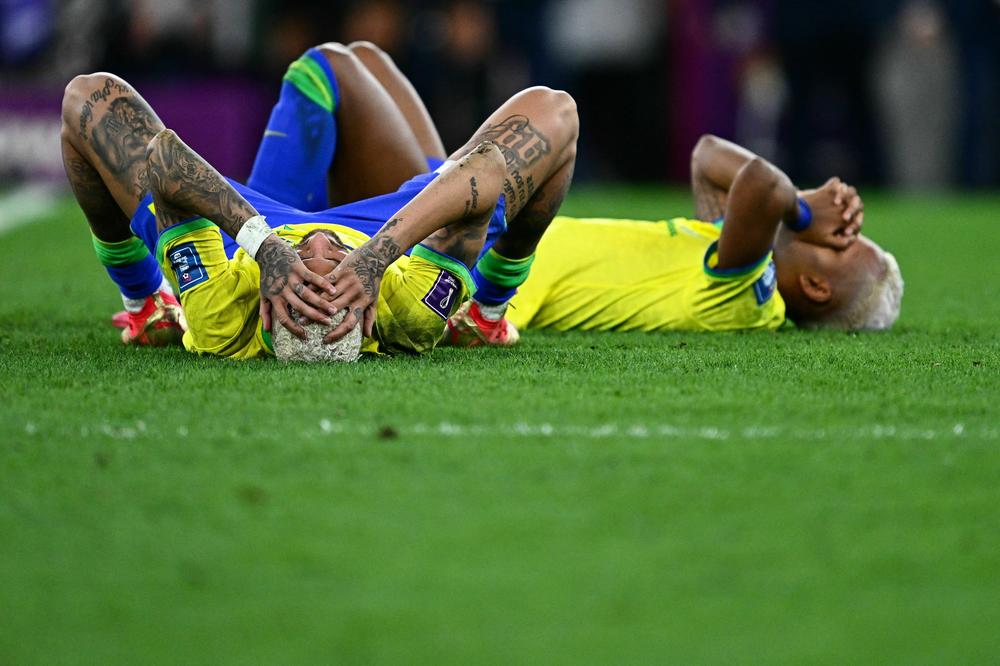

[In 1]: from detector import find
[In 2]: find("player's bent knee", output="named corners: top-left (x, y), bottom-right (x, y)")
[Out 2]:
top-left (61, 73), bottom-right (105, 127)
top-left (61, 72), bottom-right (133, 130)
top-left (315, 41), bottom-right (361, 73)
top-left (518, 86), bottom-right (579, 142)
top-left (347, 40), bottom-right (386, 61)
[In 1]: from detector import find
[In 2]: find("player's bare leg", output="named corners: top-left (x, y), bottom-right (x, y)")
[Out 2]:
top-left (314, 43), bottom-right (430, 204)
top-left (444, 87), bottom-right (578, 347)
top-left (452, 87), bottom-right (578, 233)
top-left (347, 41), bottom-right (447, 160)
top-left (61, 73), bottom-right (164, 230)
top-left (60, 73), bottom-right (184, 345)
top-left (248, 41), bottom-right (431, 210)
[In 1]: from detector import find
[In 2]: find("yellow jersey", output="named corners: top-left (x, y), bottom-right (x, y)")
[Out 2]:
top-left (506, 216), bottom-right (785, 332)
top-left (157, 219), bottom-right (470, 358)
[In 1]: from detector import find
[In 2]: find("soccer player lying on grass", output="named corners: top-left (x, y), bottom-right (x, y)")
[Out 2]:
top-left (444, 134), bottom-right (903, 344)
top-left (60, 42), bottom-right (577, 358)
top-left (224, 42), bottom-right (897, 344)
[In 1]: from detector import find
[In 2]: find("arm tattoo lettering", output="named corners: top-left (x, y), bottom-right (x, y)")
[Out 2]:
top-left (475, 115), bottom-right (550, 217)
top-left (462, 176), bottom-right (480, 219)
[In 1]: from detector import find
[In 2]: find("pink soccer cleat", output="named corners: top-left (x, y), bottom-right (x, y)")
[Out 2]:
top-left (113, 291), bottom-right (187, 346)
top-left (444, 301), bottom-right (520, 347)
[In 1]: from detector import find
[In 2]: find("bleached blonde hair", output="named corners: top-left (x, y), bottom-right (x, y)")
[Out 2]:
top-left (820, 250), bottom-right (904, 331)
top-left (272, 309), bottom-right (363, 363)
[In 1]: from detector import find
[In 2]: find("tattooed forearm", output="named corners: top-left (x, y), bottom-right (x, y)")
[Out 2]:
top-left (145, 129), bottom-right (258, 238)
top-left (348, 219), bottom-right (404, 300)
top-left (462, 176), bottom-right (479, 218)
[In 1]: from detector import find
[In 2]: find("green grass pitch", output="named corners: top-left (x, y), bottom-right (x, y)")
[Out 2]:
top-left (1, 186), bottom-right (998, 663)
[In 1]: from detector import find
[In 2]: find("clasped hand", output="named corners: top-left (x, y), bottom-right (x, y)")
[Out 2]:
top-left (797, 177), bottom-right (864, 250)
top-left (256, 236), bottom-right (337, 339)
top-left (322, 247), bottom-right (380, 343)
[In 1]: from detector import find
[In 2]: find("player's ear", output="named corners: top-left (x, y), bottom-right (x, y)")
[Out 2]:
top-left (798, 272), bottom-right (832, 304)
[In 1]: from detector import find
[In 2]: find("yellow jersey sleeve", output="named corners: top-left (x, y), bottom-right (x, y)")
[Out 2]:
top-left (157, 219), bottom-right (272, 359)
top-left (159, 220), bottom-right (470, 358)
top-left (687, 240), bottom-right (785, 331)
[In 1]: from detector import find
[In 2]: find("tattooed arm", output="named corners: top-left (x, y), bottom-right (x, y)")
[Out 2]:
top-left (144, 129), bottom-right (336, 338)
top-left (323, 141), bottom-right (506, 342)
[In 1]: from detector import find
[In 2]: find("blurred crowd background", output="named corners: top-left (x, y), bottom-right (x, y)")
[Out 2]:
top-left (2, 0), bottom-right (999, 190)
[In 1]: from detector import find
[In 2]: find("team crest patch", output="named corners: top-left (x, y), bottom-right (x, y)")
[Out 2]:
top-left (752, 261), bottom-right (777, 306)
top-left (422, 271), bottom-right (460, 319)
top-left (169, 242), bottom-right (209, 293)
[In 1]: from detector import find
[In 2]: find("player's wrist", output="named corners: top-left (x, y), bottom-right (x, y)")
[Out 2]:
top-left (783, 197), bottom-right (812, 232)
top-left (236, 215), bottom-right (273, 259)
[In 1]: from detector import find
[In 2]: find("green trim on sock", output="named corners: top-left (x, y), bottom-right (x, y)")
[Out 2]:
top-left (92, 235), bottom-right (150, 267)
top-left (412, 245), bottom-right (475, 293)
top-left (155, 218), bottom-right (217, 263)
top-left (475, 248), bottom-right (535, 288)
top-left (284, 57), bottom-right (335, 113)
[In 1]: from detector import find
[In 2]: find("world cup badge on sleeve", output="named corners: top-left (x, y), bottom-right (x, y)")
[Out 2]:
top-left (169, 242), bottom-right (209, 293)
top-left (422, 271), bottom-right (460, 319)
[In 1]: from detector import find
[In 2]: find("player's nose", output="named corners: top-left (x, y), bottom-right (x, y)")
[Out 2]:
top-left (306, 233), bottom-right (334, 252)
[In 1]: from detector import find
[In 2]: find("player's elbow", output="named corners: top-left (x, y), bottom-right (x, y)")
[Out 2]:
top-left (740, 157), bottom-right (779, 189)
top-left (736, 157), bottom-right (791, 206)
top-left (468, 141), bottom-right (507, 204)
top-left (736, 157), bottom-right (795, 211)
top-left (691, 134), bottom-right (722, 172)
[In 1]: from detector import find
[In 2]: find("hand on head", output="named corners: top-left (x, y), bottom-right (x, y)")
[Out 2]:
top-left (259, 230), bottom-right (358, 341)
top-left (322, 247), bottom-right (380, 343)
top-left (797, 177), bottom-right (864, 250)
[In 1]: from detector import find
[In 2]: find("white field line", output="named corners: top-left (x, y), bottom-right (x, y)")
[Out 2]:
top-left (0, 183), bottom-right (61, 237)
top-left (17, 419), bottom-right (997, 442)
